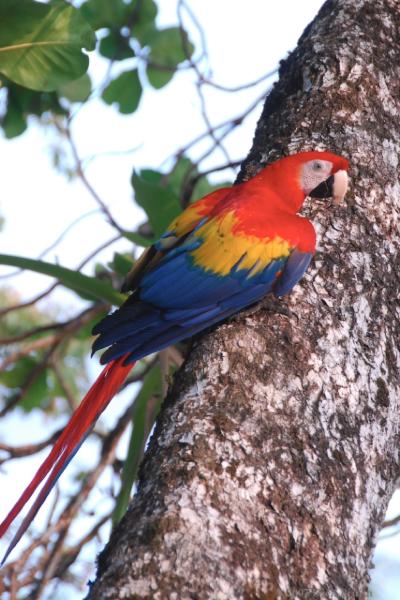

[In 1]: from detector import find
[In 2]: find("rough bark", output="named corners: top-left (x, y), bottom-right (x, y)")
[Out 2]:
top-left (88, 0), bottom-right (400, 598)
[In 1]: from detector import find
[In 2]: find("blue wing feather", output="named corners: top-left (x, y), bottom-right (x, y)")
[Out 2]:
top-left (95, 256), bottom-right (289, 364)
top-left (93, 218), bottom-right (312, 363)
top-left (273, 250), bottom-right (313, 297)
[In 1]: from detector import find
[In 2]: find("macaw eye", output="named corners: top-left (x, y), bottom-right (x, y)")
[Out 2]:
top-left (312, 161), bottom-right (323, 171)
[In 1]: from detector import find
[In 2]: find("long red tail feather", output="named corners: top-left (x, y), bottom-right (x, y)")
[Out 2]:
top-left (0, 354), bottom-right (133, 563)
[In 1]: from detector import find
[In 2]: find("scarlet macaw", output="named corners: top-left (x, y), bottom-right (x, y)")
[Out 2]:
top-left (0, 150), bottom-right (349, 561)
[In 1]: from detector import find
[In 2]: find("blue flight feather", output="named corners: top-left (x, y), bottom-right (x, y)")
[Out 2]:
top-left (273, 250), bottom-right (313, 297)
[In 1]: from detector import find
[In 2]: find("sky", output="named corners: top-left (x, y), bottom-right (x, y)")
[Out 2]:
top-left (1, 1), bottom-right (399, 598)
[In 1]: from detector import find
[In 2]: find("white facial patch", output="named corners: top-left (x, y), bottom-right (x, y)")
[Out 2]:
top-left (301, 159), bottom-right (333, 195)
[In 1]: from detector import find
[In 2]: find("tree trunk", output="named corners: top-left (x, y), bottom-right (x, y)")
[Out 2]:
top-left (87, 0), bottom-right (400, 598)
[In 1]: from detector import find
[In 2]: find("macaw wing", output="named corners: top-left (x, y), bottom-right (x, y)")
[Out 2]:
top-left (93, 209), bottom-right (298, 364)
top-left (137, 217), bottom-right (290, 310)
top-left (121, 186), bottom-right (231, 293)
top-left (273, 249), bottom-right (313, 297)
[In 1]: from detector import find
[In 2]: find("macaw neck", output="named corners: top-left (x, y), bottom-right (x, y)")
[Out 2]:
top-left (252, 163), bottom-right (306, 214)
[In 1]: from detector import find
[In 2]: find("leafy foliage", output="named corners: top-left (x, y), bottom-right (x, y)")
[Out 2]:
top-left (0, 254), bottom-right (125, 305)
top-left (1, 355), bottom-right (50, 411)
top-left (131, 169), bottom-right (182, 237)
top-left (109, 252), bottom-right (135, 279)
top-left (131, 157), bottom-right (230, 239)
top-left (168, 156), bottom-right (231, 202)
top-left (58, 73), bottom-right (91, 102)
top-left (98, 31), bottom-right (135, 61)
top-left (0, 0), bottom-right (96, 91)
top-left (80, 0), bottom-right (136, 30)
top-left (146, 27), bottom-right (194, 88)
top-left (0, 289), bottom-right (95, 413)
top-left (102, 69), bottom-right (142, 114)
top-left (1, 82), bottom-right (67, 138)
top-left (0, 0), bottom-right (194, 137)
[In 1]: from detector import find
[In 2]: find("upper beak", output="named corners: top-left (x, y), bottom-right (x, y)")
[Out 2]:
top-left (309, 170), bottom-right (349, 204)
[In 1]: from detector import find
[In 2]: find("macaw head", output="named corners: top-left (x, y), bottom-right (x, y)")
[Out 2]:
top-left (256, 150), bottom-right (349, 212)
top-left (298, 151), bottom-right (349, 204)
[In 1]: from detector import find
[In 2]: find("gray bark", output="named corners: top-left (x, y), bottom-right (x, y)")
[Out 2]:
top-left (88, 0), bottom-right (400, 598)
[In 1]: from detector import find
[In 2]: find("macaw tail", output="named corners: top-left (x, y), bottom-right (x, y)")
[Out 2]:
top-left (0, 355), bottom-right (133, 564)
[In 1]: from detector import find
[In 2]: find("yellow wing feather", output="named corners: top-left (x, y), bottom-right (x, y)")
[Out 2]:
top-left (191, 211), bottom-right (292, 277)
top-left (122, 187), bottom-right (230, 292)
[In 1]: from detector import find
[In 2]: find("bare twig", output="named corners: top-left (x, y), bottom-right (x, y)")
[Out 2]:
top-left (50, 361), bottom-right (77, 412)
top-left (177, 0), bottom-right (278, 92)
top-left (52, 514), bottom-right (110, 581)
top-left (0, 284), bottom-right (58, 318)
top-left (381, 513), bottom-right (400, 529)
top-left (0, 303), bottom-right (103, 345)
top-left (0, 321), bottom-right (66, 345)
top-left (76, 234), bottom-right (122, 270)
top-left (0, 209), bottom-right (100, 282)
top-left (1, 336), bottom-right (61, 370)
top-left (173, 86), bottom-right (269, 172)
top-left (81, 144), bottom-right (143, 168)
top-left (177, 1), bottom-right (231, 166)
top-left (120, 356), bottom-right (158, 390)
top-left (57, 122), bottom-right (125, 233)
top-left (0, 429), bottom-right (63, 464)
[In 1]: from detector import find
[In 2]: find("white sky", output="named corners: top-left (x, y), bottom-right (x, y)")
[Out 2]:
top-left (0, 2), bottom-right (399, 598)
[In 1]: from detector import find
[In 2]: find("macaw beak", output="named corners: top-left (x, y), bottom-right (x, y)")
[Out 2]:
top-left (309, 170), bottom-right (349, 204)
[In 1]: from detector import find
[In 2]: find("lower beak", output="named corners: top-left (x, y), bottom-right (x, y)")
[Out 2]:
top-left (309, 170), bottom-right (349, 203)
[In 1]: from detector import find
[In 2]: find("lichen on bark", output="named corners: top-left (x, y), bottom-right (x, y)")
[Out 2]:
top-left (87, 0), bottom-right (400, 598)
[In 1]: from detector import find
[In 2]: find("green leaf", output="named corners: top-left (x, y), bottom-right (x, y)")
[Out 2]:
top-left (80, 0), bottom-right (130, 30)
top-left (2, 97), bottom-right (27, 138)
top-left (0, 254), bottom-right (125, 306)
top-left (58, 73), bottom-right (91, 102)
top-left (146, 66), bottom-right (173, 89)
top-left (146, 26), bottom-right (192, 64)
top-left (120, 229), bottom-right (156, 247)
top-left (1, 83), bottom-right (67, 138)
top-left (165, 156), bottom-right (232, 204)
top-left (167, 156), bottom-right (194, 198)
top-left (102, 69), bottom-right (142, 114)
top-left (99, 30), bottom-right (135, 61)
top-left (0, 0), bottom-right (96, 92)
top-left (19, 367), bottom-right (48, 411)
top-left (131, 171), bottom-right (181, 237)
top-left (130, 0), bottom-right (158, 44)
top-left (136, 169), bottom-right (162, 184)
top-left (0, 356), bottom-right (35, 388)
top-left (146, 27), bottom-right (194, 89)
top-left (0, 356), bottom-right (49, 412)
top-left (110, 252), bottom-right (135, 277)
top-left (113, 365), bottom-right (162, 524)
top-left (6, 82), bottom-right (66, 116)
